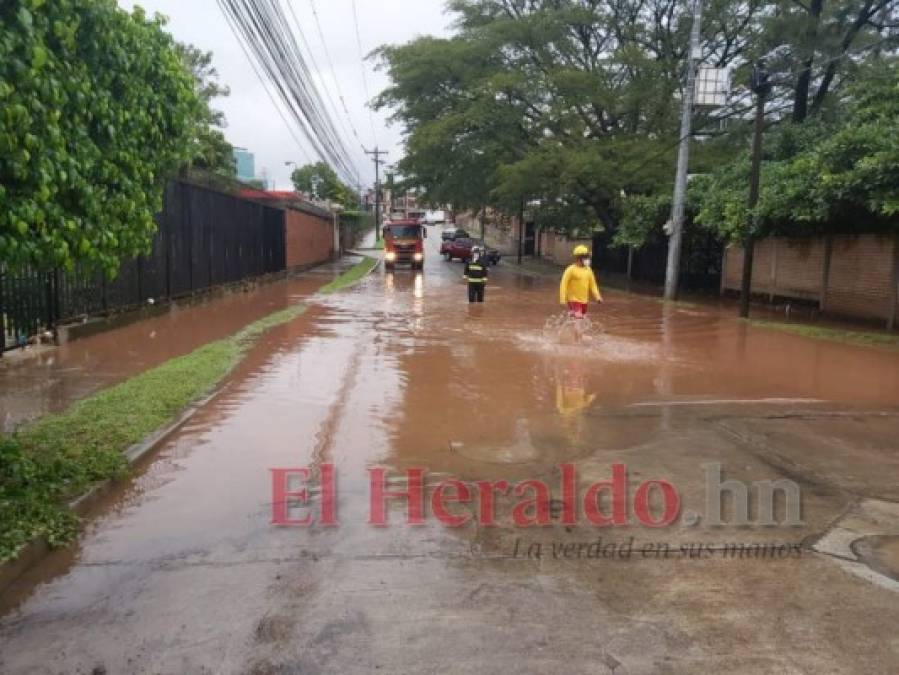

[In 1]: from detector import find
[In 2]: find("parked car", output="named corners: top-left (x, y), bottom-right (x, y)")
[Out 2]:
top-left (441, 227), bottom-right (469, 241)
top-left (440, 237), bottom-right (501, 264)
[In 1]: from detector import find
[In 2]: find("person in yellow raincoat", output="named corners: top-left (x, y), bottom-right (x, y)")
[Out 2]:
top-left (559, 245), bottom-right (602, 318)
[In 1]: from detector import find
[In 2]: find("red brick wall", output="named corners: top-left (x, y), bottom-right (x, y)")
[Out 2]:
top-left (284, 209), bottom-right (333, 269)
top-left (827, 236), bottom-right (897, 320)
top-left (723, 234), bottom-right (899, 323)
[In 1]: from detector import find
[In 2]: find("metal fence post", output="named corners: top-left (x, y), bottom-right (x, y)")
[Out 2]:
top-left (53, 268), bottom-right (60, 329)
top-left (0, 267), bottom-right (5, 354)
top-left (45, 271), bottom-right (54, 331)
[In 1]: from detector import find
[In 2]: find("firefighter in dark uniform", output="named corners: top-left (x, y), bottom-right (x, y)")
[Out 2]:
top-left (464, 246), bottom-right (488, 303)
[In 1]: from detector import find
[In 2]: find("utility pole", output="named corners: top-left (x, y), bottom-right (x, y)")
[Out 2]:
top-left (517, 199), bottom-right (525, 265)
top-left (365, 147), bottom-right (388, 242)
top-left (739, 60), bottom-right (771, 318)
top-left (663, 0), bottom-right (703, 301)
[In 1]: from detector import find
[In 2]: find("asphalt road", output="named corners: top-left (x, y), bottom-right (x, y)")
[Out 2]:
top-left (2, 232), bottom-right (898, 674)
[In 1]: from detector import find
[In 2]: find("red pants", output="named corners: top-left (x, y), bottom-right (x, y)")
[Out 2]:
top-left (567, 302), bottom-right (588, 318)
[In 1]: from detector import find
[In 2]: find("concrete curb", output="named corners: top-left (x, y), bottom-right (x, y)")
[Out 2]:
top-left (332, 251), bottom-right (383, 287)
top-left (0, 386), bottom-right (226, 596)
top-left (1, 253), bottom-right (375, 595)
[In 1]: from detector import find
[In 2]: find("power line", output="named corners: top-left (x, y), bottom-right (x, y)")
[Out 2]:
top-left (351, 0), bottom-right (379, 148)
top-left (283, 0), bottom-right (360, 162)
top-left (217, 0), bottom-right (314, 167)
top-left (307, 0), bottom-right (367, 156)
top-left (217, 0), bottom-right (362, 187)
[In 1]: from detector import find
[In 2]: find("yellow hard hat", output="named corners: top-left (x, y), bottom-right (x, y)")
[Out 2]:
top-left (573, 245), bottom-right (590, 257)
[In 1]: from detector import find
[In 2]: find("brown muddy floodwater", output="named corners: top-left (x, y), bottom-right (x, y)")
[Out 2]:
top-left (1, 233), bottom-right (898, 674)
top-left (0, 260), bottom-right (358, 432)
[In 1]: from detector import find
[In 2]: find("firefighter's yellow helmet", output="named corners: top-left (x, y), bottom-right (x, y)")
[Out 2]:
top-left (573, 245), bottom-right (590, 257)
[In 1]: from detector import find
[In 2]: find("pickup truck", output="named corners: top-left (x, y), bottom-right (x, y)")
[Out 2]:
top-left (441, 227), bottom-right (469, 242)
top-left (439, 237), bottom-right (501, 265)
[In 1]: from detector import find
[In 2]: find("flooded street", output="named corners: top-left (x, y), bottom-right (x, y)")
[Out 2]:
top-left (2, 233), bottom-right (899, 674)
top-left (0, 261), bottom-right (356, 432)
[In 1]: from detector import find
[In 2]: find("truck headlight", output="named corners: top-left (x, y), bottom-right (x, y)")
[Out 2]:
top-left (413, 252), bottom-right (424, 261)
top-left (385, 251), bottom-right (397, 262)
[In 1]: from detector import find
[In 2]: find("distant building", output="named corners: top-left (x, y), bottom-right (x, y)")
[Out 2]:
top-left (233, 148), bottom-right (255, 183)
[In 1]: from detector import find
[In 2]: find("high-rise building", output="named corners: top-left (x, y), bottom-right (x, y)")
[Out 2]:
top-left (233, 148), bottom-right (255, 183)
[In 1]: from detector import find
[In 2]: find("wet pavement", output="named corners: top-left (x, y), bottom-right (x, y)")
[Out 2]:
top-left (0, 259), bottom-right (358, 432)
top-left (1, 233), bottom-right (899, 673)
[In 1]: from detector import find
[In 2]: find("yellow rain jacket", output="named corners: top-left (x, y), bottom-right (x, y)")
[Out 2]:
top-left (559, 264), bottom-right (602, 304)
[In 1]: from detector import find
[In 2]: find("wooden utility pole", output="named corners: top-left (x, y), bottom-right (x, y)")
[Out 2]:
top-left (889, 234), bottom-right (899, 331)
top-left (739, 61), bottom-right (771, 318)
top-left (365, 147), bottom-right (388, 242)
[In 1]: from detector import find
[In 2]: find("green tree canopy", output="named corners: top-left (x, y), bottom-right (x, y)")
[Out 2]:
top-left (0, 0), bottom-right (204, 274)
top-left (290, 161), bottom-right (356, 207)
top-left (376, 0), bottom-right (768, 233)
top-left (377, 0), bottom-right (899, 243)
top-left (177, 43), bottom-right (236, 177)
top-left (693, 60), bottom-right (899, 240)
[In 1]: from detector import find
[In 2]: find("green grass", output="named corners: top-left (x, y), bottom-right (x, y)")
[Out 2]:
top-left (1, 254), bottom-right (382, 564)
top-left (747, 319), bottom-right (899, 349)
top-left (0, 303), bottom-right (308, 563)
top-left (319, 256), bottom-right (378, 294)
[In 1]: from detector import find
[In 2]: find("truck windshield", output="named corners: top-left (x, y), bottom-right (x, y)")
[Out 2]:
top-left (386, 226), bottom-right (421, 238)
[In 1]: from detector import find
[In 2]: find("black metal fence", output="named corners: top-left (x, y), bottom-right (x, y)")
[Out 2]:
top-left (1, 179), bottom-right (287, 352)
top-left (593, 227), bottom-right (723, 292)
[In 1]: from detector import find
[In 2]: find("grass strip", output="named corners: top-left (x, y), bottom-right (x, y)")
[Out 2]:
top-left (747, 319), bottom-right (899, 349)
top-left (0, 303), bottom-right (307, 562)
top-left (0, 255), bottom-right (379, 563)
top-left (319, 256), bottom-right (378, 295)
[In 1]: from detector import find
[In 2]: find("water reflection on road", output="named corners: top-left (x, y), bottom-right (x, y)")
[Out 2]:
top-left (2, 233), bottom-right (899, 673)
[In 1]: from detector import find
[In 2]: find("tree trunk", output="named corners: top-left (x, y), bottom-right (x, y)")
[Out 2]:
top-left (792, 0), bottom-right (824, 123)
top-left (811, 0), bottom-right (877, 115)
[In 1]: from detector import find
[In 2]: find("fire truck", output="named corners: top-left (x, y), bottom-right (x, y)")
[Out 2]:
top-left (382, 218), bottom-right (427, 271)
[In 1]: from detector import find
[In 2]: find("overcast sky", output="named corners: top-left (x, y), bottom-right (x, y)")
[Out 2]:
top-left (119, 0), bottom-right (452, 189)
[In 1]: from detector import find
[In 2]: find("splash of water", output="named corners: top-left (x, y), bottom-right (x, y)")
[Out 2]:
top-left (513, 312), bottom-right (659, 363)
top-left (542, 311), bottom-right (603, 345)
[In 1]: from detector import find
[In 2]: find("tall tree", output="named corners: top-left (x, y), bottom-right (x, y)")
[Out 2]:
top-left (290, 161), bottom-right (356, 207)
top-left (760, 0), bottom-right (899, 123)
top-left (693, 60), bottom-right (899, 240)
top-left (377, 0), bottom-right (762, 233)
top-left (0, 0), bottom-right (203, 274)
top-left (177, 43), bottom-right (236, 177)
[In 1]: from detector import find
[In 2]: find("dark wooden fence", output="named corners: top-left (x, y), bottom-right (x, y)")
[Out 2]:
top-left (1, 179), bottom-right (287, 352)
top-left (593, 228), bottom-right (723, 292)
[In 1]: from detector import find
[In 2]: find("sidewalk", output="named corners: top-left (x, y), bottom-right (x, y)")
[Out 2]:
top-left (0, 258), bottom-right (359, 433)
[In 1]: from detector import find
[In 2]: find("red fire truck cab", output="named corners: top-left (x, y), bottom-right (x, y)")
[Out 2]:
top-left (382, 219), bottom-right (427, 271)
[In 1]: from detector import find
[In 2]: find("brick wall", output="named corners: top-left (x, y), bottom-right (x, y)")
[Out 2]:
top-left (482, 221), bottom-right (520, 255)
top-left (284, 208), bottom-right (333, 269)
top-left (539, 231), bottom-right (593, 265)
top-left (827, 236), bottom-right (897, 320)
top-left (724, 238), bottom-right (826, 301)
top-left (723, 234), bottom-right (899, 325)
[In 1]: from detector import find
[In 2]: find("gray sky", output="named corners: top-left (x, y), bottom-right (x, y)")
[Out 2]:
top-left (119, 0), bottom-right (452, 189)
